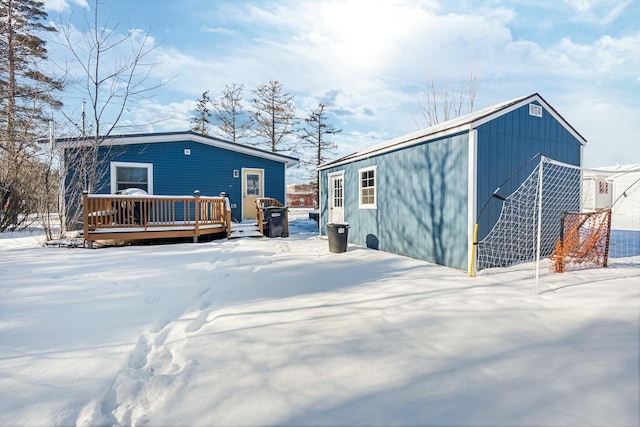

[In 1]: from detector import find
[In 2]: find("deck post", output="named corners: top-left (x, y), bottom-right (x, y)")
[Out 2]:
top-left (219, 193), bottom-right (231, 237)
top-left (193, 190), bottom-right (200, 242)
top-left (82, 191), bottom-right (90, 247)
top-left (225, 201), bottom-right (231, 237)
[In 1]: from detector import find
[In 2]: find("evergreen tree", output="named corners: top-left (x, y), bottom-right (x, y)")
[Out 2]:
top-left (249, 79), bottom-right (297, 153)
top-left (191, 90), bottom-right (212, 135)
top-left (0, 0), bottom-right (62, 231)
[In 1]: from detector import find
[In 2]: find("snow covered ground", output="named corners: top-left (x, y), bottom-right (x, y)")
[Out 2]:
top-left (1, 209), bottom-right (638, 427)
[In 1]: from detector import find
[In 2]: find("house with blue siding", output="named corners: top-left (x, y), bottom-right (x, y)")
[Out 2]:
top-left (318, 93), bottom-right (586, 273)
top-left (61, 131), bottom-right (297, 223)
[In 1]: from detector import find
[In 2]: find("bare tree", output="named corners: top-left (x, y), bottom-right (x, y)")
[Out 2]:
top-left (191, 90), bottom-right (212, 135)
top-left (0, 0), bottom-right (62, 232)
top-left (418, 72), bottom-right (476, 126)
top-left (249, 79), bottom-right (298, 153)
top-left (212, 82), bottom-right (250, 144)
top-left (299, 103), bottom-right (341, 201)
top-left (57, 0), bottom-right (162, 230)
top-left (35, 122), bottom-right (62, 240)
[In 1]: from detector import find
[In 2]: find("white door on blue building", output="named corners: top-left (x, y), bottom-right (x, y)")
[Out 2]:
top-left (328, 171), bottom-right (344, 223)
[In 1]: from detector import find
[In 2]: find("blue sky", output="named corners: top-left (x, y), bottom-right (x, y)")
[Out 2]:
top-left (43, 0), bottom-right (640, 172)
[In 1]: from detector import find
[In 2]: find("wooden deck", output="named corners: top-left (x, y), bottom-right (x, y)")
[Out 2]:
top-left (83, 191), bottom-right (232, 247)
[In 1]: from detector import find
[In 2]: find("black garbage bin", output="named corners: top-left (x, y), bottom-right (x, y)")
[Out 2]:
top-left (263, 206), bottom-right (289, 238)
top-left (327, 222), bottom-right (349, 253)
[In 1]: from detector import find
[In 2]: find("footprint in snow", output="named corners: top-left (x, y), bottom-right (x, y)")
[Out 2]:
top-left (185, 310), bottom-right (210, 333)
top-left (128, 336), bottom-right (151, 370)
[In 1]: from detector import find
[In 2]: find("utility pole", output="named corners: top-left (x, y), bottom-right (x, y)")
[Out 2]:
top-left (81, 99), bottom-right (88, 191)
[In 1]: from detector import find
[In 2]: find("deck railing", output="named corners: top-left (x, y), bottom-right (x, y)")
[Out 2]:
top-left (82, 191), bottom-right (231, 246)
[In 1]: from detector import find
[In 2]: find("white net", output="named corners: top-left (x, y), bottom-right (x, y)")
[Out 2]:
top-left (473, 158), bottom-right (640, 295)
top-left (475, 156), bottom-right (582, 273)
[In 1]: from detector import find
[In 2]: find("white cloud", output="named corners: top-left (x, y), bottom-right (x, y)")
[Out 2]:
top-left (44, 0), bottom-right (88, 12)
top-left (184, 1), bottom-right (513, 128)
top-left (562, 95), bottom-right (640, 168)
top-left (121, 99), bottom-right (197, 134)
top-left (561, 0), bottom-right (631, 24)
top-left (200, 26), bottom-right (236, 35)
top-left (47, 0), bottom-right (640, 171)
top-left (564, 0), bottom-right (603, 12)
top-left (551, 32), bottom-right (640, 79)
top-left (164, 1), bottom-right (635, 153)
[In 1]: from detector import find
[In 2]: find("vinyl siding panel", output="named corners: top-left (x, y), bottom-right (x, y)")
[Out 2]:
top-left (474, 102), bottom-right (582, 241)
top-left (69, 139), bottom-right (285, 221)
top-left (321, 133), bottom-right (469, 270)
top-left (319, 96), bottom-right (584, 273)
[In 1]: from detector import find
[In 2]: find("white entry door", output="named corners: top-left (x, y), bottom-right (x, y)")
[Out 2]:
top-left (328, 171), bottom-right (344, 223)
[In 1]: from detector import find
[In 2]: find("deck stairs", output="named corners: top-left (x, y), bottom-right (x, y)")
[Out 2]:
top-left (228, 222), bottom-right (263, 239)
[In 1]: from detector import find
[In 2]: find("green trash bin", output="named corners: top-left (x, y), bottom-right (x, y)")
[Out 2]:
top-left (327, 222), bottom-right (349, 253)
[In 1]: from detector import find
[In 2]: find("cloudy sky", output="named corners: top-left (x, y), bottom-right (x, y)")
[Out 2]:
top-left (43, 0), bottom-right (639, 170)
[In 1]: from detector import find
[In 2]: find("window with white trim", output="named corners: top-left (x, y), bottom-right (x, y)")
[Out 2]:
top-left (358, 166), bottom-right (377, 209)
top-left (110, 162), bottom-right (153, 194)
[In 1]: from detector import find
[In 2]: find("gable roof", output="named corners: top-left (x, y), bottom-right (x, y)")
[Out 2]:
top-left (319, 93), bottom-right (586, 170)
top-left (54, 130), bottom-right (299, 167)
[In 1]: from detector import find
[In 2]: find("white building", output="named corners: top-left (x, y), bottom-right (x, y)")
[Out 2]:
top-left (583, 164), bottom-right (640, 257)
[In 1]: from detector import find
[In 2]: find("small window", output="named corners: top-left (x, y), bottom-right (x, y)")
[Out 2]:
top-left (529, 103), bottom-right (543, 117)
top-left (246, 173), bottom-right (260, 196)
top-left (598, 181), bottom-right (609, 194)
top-left (358, 166), bottom-right (377, 209)
top-left (333, 177), bottom-right (343, 208)
top-left (110, 162), bottom-right (153, 194)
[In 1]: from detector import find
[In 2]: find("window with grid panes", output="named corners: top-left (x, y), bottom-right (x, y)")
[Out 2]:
top-left (334, 178), bottom-right (343, 207)
top-left (358, 166), bottom-right (376, 208)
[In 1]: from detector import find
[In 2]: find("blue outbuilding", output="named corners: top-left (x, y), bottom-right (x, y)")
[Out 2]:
top-left (61, 131), bottom-right (298, 223)
top-left (318, 93), bottom-right (586, 273)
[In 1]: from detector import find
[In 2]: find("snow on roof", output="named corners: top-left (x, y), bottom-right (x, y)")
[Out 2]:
top-left (319, 93), bottom-right (586, 170)
top-left (584, 164), bottom-right (640, 178)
